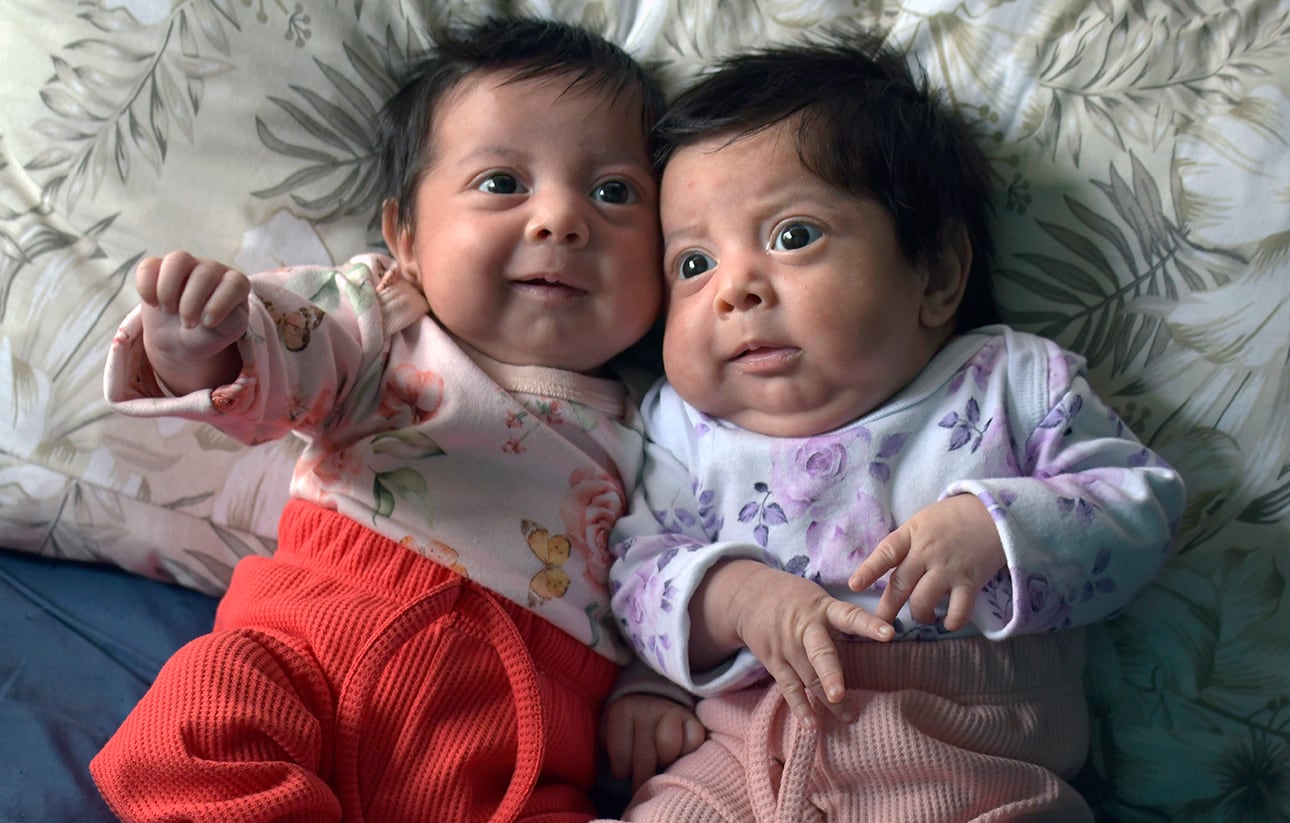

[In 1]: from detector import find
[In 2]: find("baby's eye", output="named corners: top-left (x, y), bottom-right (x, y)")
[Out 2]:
top-left (772, 222), bottom-right (822, 251)
top-left (591, 179), bottom-right (635, 205)
top-left (676, 251), bottom-right (716, 280)
top-left (478, 173), bottom-right (524, 195)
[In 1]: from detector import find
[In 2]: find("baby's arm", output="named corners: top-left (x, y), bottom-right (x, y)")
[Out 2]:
top-left (612, 471), bottom-right (892, 729)
top-left (854, 336), bottom-right (1184, 637)
top-left (135, 252), bottom-right (250, 394)
top-left (612, 388), bottom-right (893, 729)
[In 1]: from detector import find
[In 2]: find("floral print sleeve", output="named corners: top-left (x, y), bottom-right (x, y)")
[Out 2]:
top-left (105, 253), bottom-right (411, 449)
top-left (199, 254), bottom-right (412, 447)
top-left (610, 385), bottom-right (769, 695)
top-left (948, 333), bottom-right (1186, 637)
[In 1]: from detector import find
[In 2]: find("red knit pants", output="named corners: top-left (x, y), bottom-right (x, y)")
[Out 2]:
top-left (622, 631), bottom-right (1092, 823)
top-left (91, 500), bottom-right (618, 823)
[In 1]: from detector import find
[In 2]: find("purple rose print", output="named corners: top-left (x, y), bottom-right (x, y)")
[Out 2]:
top-left (1017, 569), bottom-right (1073, 630)
top-left (980, 568), bottom-right (1013, 625)
top-left (1057, 495), bottom-right (1098, 524)
top-left (804, 490), bottom-right (895, 579)
top-left (770, 429), bottom-right (864, 518)
top-left (642, 633), bottom-right (672, 673)
top-left (622, 563), bottom-right (667, 630)
top-left (984, 554), bottom-right (1101, 634)
top-left (1039, 394), bottom-right (1083, 433)
top-left (620, 563), bottom-right (681, 672)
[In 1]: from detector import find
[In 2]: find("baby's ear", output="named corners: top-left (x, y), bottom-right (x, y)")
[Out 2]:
top-left (920, 223), bottom-right (972, 329)
top-left (381, 199), bottom-right (418, 279)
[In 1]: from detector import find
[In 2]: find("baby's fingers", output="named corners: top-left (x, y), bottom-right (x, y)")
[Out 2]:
top-left (801, 620), bottom-right (846, 705)
top-left (148, 252), bottom-right (244, 327)
top-left (152, 251), bottom-right (201, 315)
top-left (172, 260), bottom-right (247, 329)
top-left (198, 269), bottom-right (252, 329)
top-left (826, 599), bottom-right (893, 644)
top-left (602, 721), bottom-right (633, 782)
top-left (849, 529), bottom-right (911, 593)
top-left (851, 532), bottom-right (918, 623)
top-left (134, 257), bottom-right (164, 306)
top-left (652, 709), bottom-right (705, 770)
top-left (941, 584), bottom-right (979, 633)
top-left (766, 654), bottom-right (822, 730)
top-left (906, 572), bottom-right (949, 626)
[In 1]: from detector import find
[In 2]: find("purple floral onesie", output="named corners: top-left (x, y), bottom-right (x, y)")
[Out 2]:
top-left (609, 326), bottom-right (1185, 694)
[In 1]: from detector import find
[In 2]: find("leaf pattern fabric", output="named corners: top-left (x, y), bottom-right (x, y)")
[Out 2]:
top-left (1, 0), bottom-right (1287, 818)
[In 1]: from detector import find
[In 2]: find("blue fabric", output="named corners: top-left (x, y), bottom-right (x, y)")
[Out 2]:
top-left (0, 549), bottom-right (218, 822)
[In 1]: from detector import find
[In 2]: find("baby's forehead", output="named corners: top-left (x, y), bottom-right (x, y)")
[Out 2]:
top-left (420, 66), bottom-right (655, 176)
top-left (424, 70), bottom-right (650, 160)
top-left (455, 65), bottom-right (650, 117)
top-left (661, 121), bottom-right (807, 179)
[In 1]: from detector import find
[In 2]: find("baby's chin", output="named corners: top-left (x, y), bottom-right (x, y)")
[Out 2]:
top-left (724, 408), bottom-right (864, 438)
top-left (458, 336), bottom-right (623, 375)
top-left (680, 372), bottom-right (895, 436)
top-left (685, 394), bottom-right (873, 438)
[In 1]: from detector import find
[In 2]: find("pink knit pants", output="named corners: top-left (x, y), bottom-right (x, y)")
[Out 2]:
top-left (621, 631), bottom-right (1092, 823)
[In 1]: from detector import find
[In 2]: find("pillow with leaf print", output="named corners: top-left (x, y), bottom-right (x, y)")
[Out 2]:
top-left (0, 0), bottom-right (500, 591)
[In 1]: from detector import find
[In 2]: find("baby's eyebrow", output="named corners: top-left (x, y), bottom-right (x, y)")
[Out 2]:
top-left (462, 145), bottom-right (525, 164)
top-left (661, 223), bottom-right (705, 249)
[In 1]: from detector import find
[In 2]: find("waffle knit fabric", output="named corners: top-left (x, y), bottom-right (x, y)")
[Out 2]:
top-left (616, 631), bottom-right (1092, 823)
top-left (91, 500), bottom-right (618, 822)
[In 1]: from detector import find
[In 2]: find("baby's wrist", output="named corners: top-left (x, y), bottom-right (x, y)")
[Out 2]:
top-left (689, 558), bottom-right (762, 668)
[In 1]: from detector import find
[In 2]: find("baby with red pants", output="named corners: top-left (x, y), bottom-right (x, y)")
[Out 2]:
top-left (93, 17), bottom-right (700, 823)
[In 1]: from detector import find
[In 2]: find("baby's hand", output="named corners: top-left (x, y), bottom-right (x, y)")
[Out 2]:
top-left (848, 494), bottom-right (1005, 632)
top-left (706, 560), bottom-right (892, 728)
top-left (136, 252), bottom-right (250, 392)
top-left (601, 694), bottom-right (705, 791)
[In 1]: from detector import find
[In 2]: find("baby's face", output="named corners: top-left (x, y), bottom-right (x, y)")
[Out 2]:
top-left (659, 120), bottom-right (950, 436)
top-left (385, 69), bottom-right (661, 373)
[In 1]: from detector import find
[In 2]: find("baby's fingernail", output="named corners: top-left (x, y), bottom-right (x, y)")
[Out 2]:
top-left (202, 313), bottom-right (216, 328)
top-left (878, 625), bottom-right (894, 639)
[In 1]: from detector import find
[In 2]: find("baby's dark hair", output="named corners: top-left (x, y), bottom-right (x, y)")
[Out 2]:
top-left (654, 29), bottom-right (998, 331)
top-left (378, 16), bottom-right (665, 232)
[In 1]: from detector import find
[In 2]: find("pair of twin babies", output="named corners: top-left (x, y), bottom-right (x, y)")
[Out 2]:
top-left (93, 16), bottom-right (1182, 823)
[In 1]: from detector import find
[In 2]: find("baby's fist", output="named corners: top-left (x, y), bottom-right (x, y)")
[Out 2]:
top-left (136, 252), bottom-right (250, 391)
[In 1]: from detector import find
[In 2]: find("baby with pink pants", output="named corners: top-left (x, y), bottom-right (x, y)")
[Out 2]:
top-left (607, 29), bottom-right (1184, 823)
